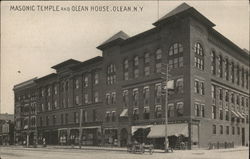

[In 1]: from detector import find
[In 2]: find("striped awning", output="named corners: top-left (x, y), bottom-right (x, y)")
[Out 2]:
top-left (120, 109), bottom-right (128, 117)
top-left (147, 123), bottom-right (188, 138)
top-left (231, 110), bottom-right (239, 117)
top-left (131, 125), bottom-right (152, 135)
top-left (237, 112), bottom-right (245, 118)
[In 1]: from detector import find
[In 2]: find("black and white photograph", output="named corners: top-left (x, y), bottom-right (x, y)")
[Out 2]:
top-left (0, 1), bottom-right (249, 159)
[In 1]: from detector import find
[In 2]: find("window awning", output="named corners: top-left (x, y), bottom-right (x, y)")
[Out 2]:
top-left (24, 125), bottom-right (28, 129)
top-left (237, 112), bottom-right (245, 118)
top-left (231, 110), bottom-right (239, 117)
top-left (131, 125), bottom-right (152, 135)
top-left (147, 123), bottom-right (188, 138)
top-left (120, 109), bottom-right (128, 117)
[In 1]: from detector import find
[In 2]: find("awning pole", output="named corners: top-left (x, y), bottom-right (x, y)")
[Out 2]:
top-left (79, 109), bottom-right (83, 149)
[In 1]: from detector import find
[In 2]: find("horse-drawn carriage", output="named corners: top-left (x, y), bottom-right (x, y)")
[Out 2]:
top-left (127, 143), bottom-right (154, 154)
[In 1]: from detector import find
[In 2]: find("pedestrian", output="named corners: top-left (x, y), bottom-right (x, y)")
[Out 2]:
top-left (43, 138), bottom-right (46, 147)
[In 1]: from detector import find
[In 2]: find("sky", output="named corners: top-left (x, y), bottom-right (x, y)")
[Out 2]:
top-left (1, 1), bottom-right (249, 114)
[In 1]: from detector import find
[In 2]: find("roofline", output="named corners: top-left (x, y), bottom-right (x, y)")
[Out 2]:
top-left (70, 56), bottom-right (103, 70)
top-left (13, 77), bottom-right (37, 90)
top-left (209, 28), bottom-right (250, 59)
top-left (51, 59), bottom-right (81, 69)
top-left (35, 73), bottom-right (57, 82)
top-left (97, 38), bottom-right (125, 50)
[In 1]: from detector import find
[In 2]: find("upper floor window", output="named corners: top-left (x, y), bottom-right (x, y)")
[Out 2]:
top-left (155, 83), bottom-right (162, 104)
top-left (75, 96), bottom-right (79, 105)
top-left (54, 85), bottom-right (58, 95)
top-left (211, 51), bottom-right (216, 75)
top-left (134, 69), bottom-right (139, 78)
top-left (94, 92), bottom-right (99, 103)
top-left (144, 52), bottom-right (150, 64)
top-left (132, 88), bottom-right (139, 107)
top-left (168, 103), bottom-right (175, 117)
top-left (155, 63), bottom-right (162, 73)
top-left (48, 87), bottom-right (51, 96)
top-left (211, 85), bottom-right (216, 99)
top-left (176, 102), bottom-right (184, 117)
top-left (246, 71), bottom-right (249, 89)
top-left (123, 90), bottom-right (129, 107)
top-left (155, 105), bottom-right (162, 118)
top-left (194, 43), bottom-right (204, 70)
top-left (134, 56), bottom-right (139, 66)
top-left (84, 94), bottom-right (88, 104)
top-left (107, 64), bottom-right (116, 85)
top-left (143, 106), bottom-right (150, 119)
top-left (75, 79), bottom-right (79, 89)
top-left (84, 76), bottom-right (88, 87)
top-left (143, 86), bottom-right (150, 106)
top-left (169, 43), bottom-right (183, 56)
top-left (144, 66), bottom-right (150, 76)
top-left (231, 62), bottom-right (235, 83)
top-left (155, 49), bottom-right (162, 60)
top-left (241, 67), bottom-right (245, 87)
top-left (225, 59), bottom-right (229, 80)
top-left (124, 59), bottom-right (129, 70)
top-left (111, 92), bottom-right (116, 104)
top-left (236, 65), bottom-right (240, 85)
top-left (94, 72), bottom-right (99, 85)
top-left (176, 78), bottom-right (184, 94)
top-left (106, 93), bottom-right (111, 105)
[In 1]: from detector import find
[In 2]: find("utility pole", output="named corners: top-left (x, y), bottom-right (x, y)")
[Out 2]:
top-left (79, 109), bottom-right (83, 149)
top-left (162, 63), bottom-right (169, 152)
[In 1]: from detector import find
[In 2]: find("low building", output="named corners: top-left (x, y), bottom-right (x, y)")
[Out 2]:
top-left (0, 113), bottom-right (14, 145)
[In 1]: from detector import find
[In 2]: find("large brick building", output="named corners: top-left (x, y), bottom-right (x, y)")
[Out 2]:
top-left (13, 3), bottom-right (249, 149)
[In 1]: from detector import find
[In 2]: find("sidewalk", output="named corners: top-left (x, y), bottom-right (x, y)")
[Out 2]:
top-left (1, 145), bottom-right (248, 153)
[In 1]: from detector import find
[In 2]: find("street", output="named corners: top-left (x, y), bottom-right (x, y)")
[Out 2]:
top-left (0, 146), bottom-right (249, 159)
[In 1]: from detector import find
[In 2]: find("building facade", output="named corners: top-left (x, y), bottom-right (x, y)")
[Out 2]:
top-left (0, 114), bottom-right (14, 145)
top-left (13, 3), bottom-right (249, 149)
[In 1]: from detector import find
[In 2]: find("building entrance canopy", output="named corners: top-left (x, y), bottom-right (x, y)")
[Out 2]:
top-left (147, 123), bottom-right (188, 138)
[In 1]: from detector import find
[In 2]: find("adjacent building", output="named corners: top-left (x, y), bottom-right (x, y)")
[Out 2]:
top-left (13, 3), bottom-right (249, 149)
top-left (0, 113), bottom-right (14, 145)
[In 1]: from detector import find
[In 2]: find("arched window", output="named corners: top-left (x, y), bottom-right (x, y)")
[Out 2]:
top-left (123, 59), bottom-right (129, 80)
top-left (155, 49), bottom-right (162, 60)
top-left (107, 64), bottom-right (116, 84)
top-left (194, 42), bottom-right (204, 70)
top-left (168, 43), bottom-right (184, 70)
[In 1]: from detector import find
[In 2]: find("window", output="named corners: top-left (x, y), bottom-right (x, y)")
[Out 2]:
top-left (225, 91), bottom-right (229, 102)
top-left (211, 51), bottom-right (216, 75)
top-left (176, 102), bottom-right (184, 117)
top-left (48, 87), bottom-right (51, 96)
top-left (219, 89), bottom-right (223, 100)
top-left (54, 85), bottom-right (57, 95)
top-left (231, 93), bottom-right (235, 104)
top-left (133, 89), bottom-right (139, 106)
top-left (54, 100), bottom-right (58, 109)
top-left (231, 126), bottom-right (235, 135)
top-left (144, 52), bottom-right (150, 63)
top-left (75, 79), bottom-right (79, 89)
top-left (236, 95), bottom-right (240, 105)
top-left (143, 106), bottom-right (150, 119)
top-left (84, 76), bottom-right (88, 87)
top-left (226, 126), bottom-right (229, 135)
top-left (155, 105), bottom-right (162, 118)
top-left (134, 56), bottom-right (139, 66)
top-left (124, 59), bottom-right (129, 70)
top-left (200, 82), bottom-right (205, 95)
top-left (213, 125), bottom-right (216, 134)
top-left (219, 109), bottom-right (223, 120)
top-left (123, 90), bottom-right (129, 107)
top-left (106, 111), bottom-right (111, 122)
top-left (212, 105), bottom-right (216, 119)
top-left (168, 43), bottom-right (184, 69)
top-left (241, 67), bottom-right (245, 87)
top-left (218, 55), bottom-right (223, 77)
top-left (111, 92), bottom-right (116, 104)
top-left (194, 103), bottom-right (200, 117)
top-left (231, 62), bottom-right (235, 83)
top-left (48, 102), bottom-right (51, 111)
top-left (176, 78), bottom-right (184, 93)
top-left (111, 111), bottom-right (116, 122)
top-left (211, 85), bottom-right (216, 99)
top-left (133, 108), bottom-right (139, 120)
top-left (155, 63), bottom-right (162, 73)
top-left (194, 43), bottom-right (204, 70)
top-left (168, 104), bottom-right (175, 117)
top-left (246, 71), bottom-right (249, 89)
top-left (144, 66), bottom-right (150, 76)
top-left (169, 43), bottom-right (183, 56)
top-left (94, 92), bottom-right (99, 103)
top-left (194, 80), bottom-right (199, 94)
top-left (225, 110), bottom-right (229, 121)
top-left (107, 64), bottom-right (116, 85)
top-left (201, 104), bottom-right (205, 117)
top-left (41, 103), bottom-right (44, 112)
top-left (220, 125), bottom-right (223, 134)
top-left (93, 110), bottom-right (96, 122)
top-left (84, 94), bottom-right (88, 104)
top-left (94, 73), bottom-right (99, 85)
top-left (236, 65), bottom-right (240, 85)
top-left (143, 86), bottom-right (149, 106)
top-left (74, 112), bottom-right (79, 123)
top-left (41, 89), bottom-right (45, 97)
top-left (134, 69), bottom-right (139, 78)
top-left (65, 113), bottom-right (68, 124)
top-left (241, 97), bottom-right (245, 107)
top-left (225, 59), bottom-right (229, 80)
top-left (82, 111), bottom-right (87, 123)
top-left (40, 117), bottom-right (43, 127)
top-left (106, 93), bottom-right (111, 105)
top-left (124, 71), bottom-right (129, 80)
top-left (155, 83), bottom-right (162, 104)
top-left (156, 49), bottom-right (162, 60)
top-left (75, 96), bottom-right (79, 105)
top-left (237, 127), bottom-right (240, 135)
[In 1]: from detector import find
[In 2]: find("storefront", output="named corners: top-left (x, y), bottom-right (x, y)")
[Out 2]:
top-left (104, 128), bottom-right (118, 146)
top-left (81, 126), bottom-right (101, 146)
top-left (58, 129), bottom-right (68, 145)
